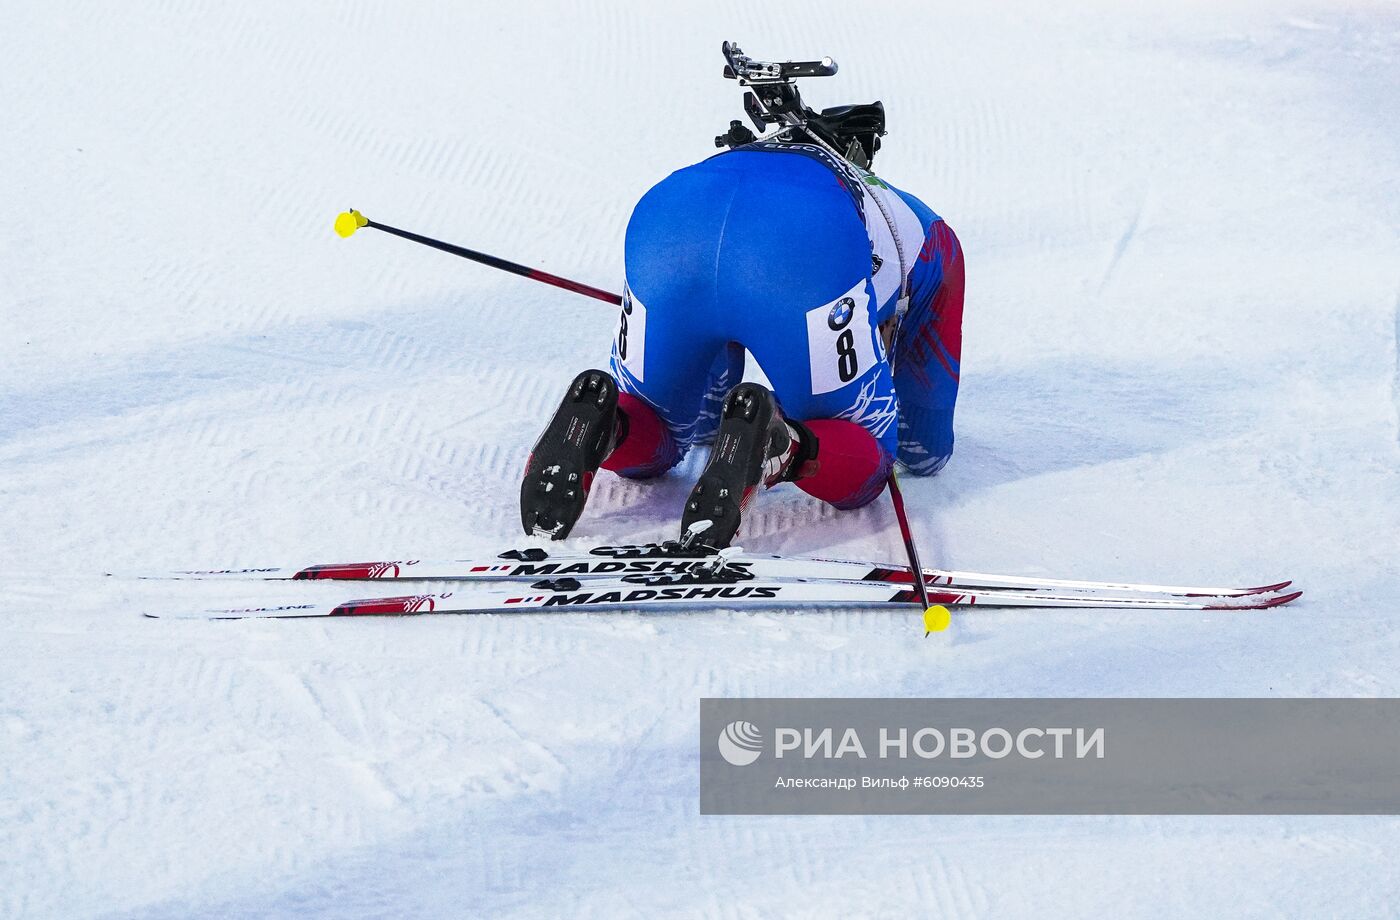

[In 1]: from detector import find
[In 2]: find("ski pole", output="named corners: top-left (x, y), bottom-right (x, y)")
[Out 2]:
top-left (888, 470), bottom-right (951, 634)
top-left (334, 209), bottom-right (623, 306)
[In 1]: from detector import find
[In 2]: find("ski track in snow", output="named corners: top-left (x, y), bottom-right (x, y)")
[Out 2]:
top-left (3, 1), bottom-right (1400, 918)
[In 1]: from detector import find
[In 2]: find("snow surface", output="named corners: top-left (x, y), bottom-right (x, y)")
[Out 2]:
top-left (3, 1), bottom-right (1399, 917)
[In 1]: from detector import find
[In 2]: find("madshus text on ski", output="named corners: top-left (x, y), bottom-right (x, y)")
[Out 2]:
top-left (141, 531), bottom-right (1299, 619)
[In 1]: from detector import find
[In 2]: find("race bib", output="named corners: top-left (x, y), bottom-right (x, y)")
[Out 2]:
top-left (614, 285), bottom-right (647, 382)
top-left (805, 279), bottom-right (878, 395)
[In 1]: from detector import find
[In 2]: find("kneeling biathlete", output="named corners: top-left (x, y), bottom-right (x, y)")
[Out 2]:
top-left (522, 43), bottom-right (965, 549)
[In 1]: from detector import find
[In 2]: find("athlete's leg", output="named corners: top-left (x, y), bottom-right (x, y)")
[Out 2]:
top-left (893, 220), bottom-right (964, 475)
top-left (601, 391), bottom-right (677, 478)
top-left (604, 284), bottom-right (727, 479)
top-left (601, 343), bottom-right (759, 474)
top-left (692, 342), bottom-right (745, 446)
top-left (795, 419), bottom-right (891, 509)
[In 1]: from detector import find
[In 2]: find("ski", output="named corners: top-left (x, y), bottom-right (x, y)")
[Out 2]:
top-left (144, 574), bottom-right (1301, 620)
top-left (136, 542), bottom-right (1293, 602)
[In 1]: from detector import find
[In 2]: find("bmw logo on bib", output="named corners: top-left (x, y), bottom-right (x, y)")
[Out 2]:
top-left (827, 297), bottom-right (856, 331)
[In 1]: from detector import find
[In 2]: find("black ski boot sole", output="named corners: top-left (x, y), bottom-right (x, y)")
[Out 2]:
top-left (679, 383), bottom-right (779, 549)
top-left (520, 370), bottom-right (618, 540)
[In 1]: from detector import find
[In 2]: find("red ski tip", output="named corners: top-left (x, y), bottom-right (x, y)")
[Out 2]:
top-left (294, 561), bottom-right (406, 580)
top-left (330, 594), bottom-right (445, 616)
top-left (1186, 580), bottom-right (1292, 598)
top-left (1206, 590), bottom-right (1302, 610)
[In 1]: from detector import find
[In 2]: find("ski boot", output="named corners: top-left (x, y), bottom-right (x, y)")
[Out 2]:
top-left (520, 369), bottom-right (620, 539)
top-left (679, 382), bottom-right (817, 549)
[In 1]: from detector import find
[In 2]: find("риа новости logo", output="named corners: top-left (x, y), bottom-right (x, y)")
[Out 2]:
top-left (718, 720), bottom-right (763, 766)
